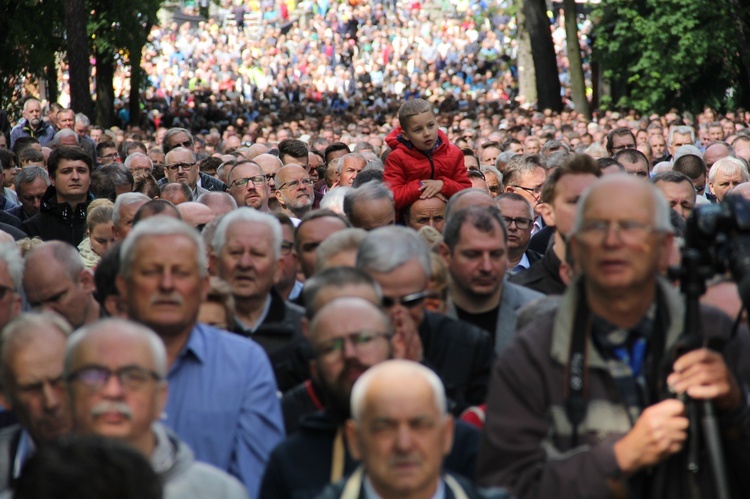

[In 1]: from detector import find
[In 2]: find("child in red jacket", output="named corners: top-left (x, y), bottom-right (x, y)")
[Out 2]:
top-left (383, 99), bottom-right (472, 211)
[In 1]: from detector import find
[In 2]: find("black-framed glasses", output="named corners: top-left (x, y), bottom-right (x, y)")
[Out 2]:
top-left (611, 143), bottom-right (636, 153)
top-left (468, 170), bottom-right (486, 181)
top-left (502, 216), bottom-right (533, 230)
top-left (165, 162), bottom-right (196, 173)
top-left (230, 175), bottom-right (266, 189)
top-left (280, 241), bottom-right (294, 255)
top-left (100, 153), bottom-right (119, 161)
top-left (381, 290), bottom-right (433, 309)
top-left (0, 284), bottom-right (16, 300)
top-left (314, 331), bottom-right (392, 361)
top-left (265, 173), bottom-right (276, 182)
top-left (278, 178), bottom-right (315, 190)
top-left (171, 139), bottom-right (193, 149)
top-left (511, 184), bottom-right (543, 196)
top-left (66, 365), bottom-right (162, 391)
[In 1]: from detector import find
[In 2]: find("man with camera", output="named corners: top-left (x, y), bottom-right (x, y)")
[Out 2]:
top-left (477, 174), bottom-right (750, 499)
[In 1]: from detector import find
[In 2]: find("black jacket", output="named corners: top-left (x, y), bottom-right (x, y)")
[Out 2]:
top-left (21, 186), bottom-right (91, 246)
top-left (509, 246), bottom-right (566, 295)
top-left (259, 411), bottom-right (480, 499)
top-left (419, 311), bottom-right (494, 415)
top-left (232, 288), bottom-right (311, 392)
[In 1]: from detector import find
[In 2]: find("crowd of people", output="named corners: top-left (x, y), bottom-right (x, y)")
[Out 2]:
top-left (0, 1), bottom-right (749, 498)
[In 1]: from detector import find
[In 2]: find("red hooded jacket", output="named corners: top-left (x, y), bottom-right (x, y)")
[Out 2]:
top-left (383, 127), bottom-right (471, 211)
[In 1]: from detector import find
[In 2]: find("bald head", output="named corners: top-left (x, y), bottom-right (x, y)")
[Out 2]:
top-left (197, 191), bottom-right (237, 216)
top-left (309, 296), bottom-right (390, 343)
top-left (444, 189), bottom-right (496, 222)
top-left (177, 202), bottom-right (216, 229)
top-left (246, 144), bottom-right (269, 160)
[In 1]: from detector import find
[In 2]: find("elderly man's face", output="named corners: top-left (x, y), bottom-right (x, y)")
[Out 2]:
top-left (23, 254), bottom-right (95, 329)
top-left (369, 259), bottom-right (428, 330)
top-left (57, 111), bottom-right (75, 130)
top-left (165, 149), bottom-right (199, 189)
top-left (117, 234), bottom-right (207, 336)
top-left (165, 131), bottom-right (193, 152)
top-left (347, 370), bottom-right (453, 499)
top-left (406, 197), bottom-right (446, 233)
top-left (710, 169), bottom-right (746, 202)
top-left (572, 178), bottom-right (673, 295)
top-left (66, 329), bottom-right (165, 451)
top-left (4, 326), bottom-right (71, 443)
top-left (275, 166), bottom-right (314, 215)
top-left (339, 158), bottom-right (365, 187)
top-left (215, 221), bottom-right (278, 301)
top-left (18, 177), bottom-right (48, 217)
top-left (655, 180), bottom-right (696, 219)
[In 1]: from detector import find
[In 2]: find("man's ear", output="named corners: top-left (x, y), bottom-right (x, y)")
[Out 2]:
top-left (344, 419), bottom-right (362, 460)
top-left (78, 269), bottom-right (95, 294)
top-left (437, 241), bottom-right (451, 265)
top-left (537, 202), bottom-right (555, 227)
top-left (274, 189), bottom-right (285, 206)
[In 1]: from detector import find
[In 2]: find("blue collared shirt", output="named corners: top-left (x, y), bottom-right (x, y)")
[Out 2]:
top-left (162, 323), bottom-right (285, 498)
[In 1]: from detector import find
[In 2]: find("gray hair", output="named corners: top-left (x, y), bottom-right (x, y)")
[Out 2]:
top-left (165, 147), bottom-right (196, 164)
top-left (302, 267), bottom-right (383, 319)
top-left (0, 242), bottom-right (23, 292)
top-left (163, 128), bottom-right (194, 154)
top-left (74, 113), bottom-right (90, 127)
top-left (120, 216), bottom-right (207, 278)
top-left (480, 165), bottom-right (503, 184)
top-left (320, 187), bottom-right (351, 213)
top-left (112, 193), bottom-right (150, 227)
top-left (343, 180), bottom-right (394, 222)
top-left (503, 154), bottom-right (546, 186)
top-left (357, 225), bottom-right (431, 276)
top-left (65, 319), bottom-right (167, 380)
top-left (1, 312), bottom-right (72, 392)
top-left (350, 359), bottom-right (447, 422)
top-left (53, 128), bottom-right (79, 145)
top-left (123, 152), bottom-right (153, 170)
top-left (336, 153), bottom-right (366, 174)
top-left (212, 207), bottom-right (282, 259)
top-left (708, 156), bottom-right (750, 184)
top-left (14, 165), bottom-right (50, 191)
top-left (668, 126), bottom-right (695, 146)
top-left (571, 176), bottom-right (673, 236)
top-left (26, 241), bottom-right (84, 282)
top-left (316, 228), bottom-right (368, 272)
top-left (673, 145), bottom-right (703, 161)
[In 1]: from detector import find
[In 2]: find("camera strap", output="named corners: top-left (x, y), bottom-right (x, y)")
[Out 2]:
top-left (565, 281), bottom-right (591, 448)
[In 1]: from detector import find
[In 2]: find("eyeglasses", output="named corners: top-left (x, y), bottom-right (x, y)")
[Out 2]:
top-left (611, 143), bottom-right (636, 152)
top-left (468, 170), bottom-right (486, 181)
top-left (381, 290), bottom-right (433, 309)
top-left (577, 219), bottom-right (656, 244)
top-left (100, 153), bottom-right (119, 161)
top-left (265, 173), bottom-right (276, 182)
top-left (165, 162), bottom-right (196, 173)
top-left (66, 365), bottom-right (162, 391)
top-left (171, 140), bottom-right (193, 149)
top-left (0, 284), bottom-right (15, 300)
top-left (511, 184), bottom-right (543, 197)
top-left (695, 184), bottom-right (706, 194)
top-left (314, 331), bottom-right (391, 362)
top-left (230, 175), bottom-right (266, 189)
top-left (281, 241), bottom-right (293, 255)
top-left (502, 216), bottom-right (533, 230)
top-left (277, 178), bottom-right (315, 190)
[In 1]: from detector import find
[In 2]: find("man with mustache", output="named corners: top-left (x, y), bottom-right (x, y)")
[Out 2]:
top-left (116, 216), bottom-right (284, 498)
top-left (64, 318), bottom-right (248, 498)
top-left (274, 164), bottom-right (314, 221)
top-left (10, 98), bottom-right (55, 149)
top-left (211, 208), bottom-right (306, 392)
top-left (226, 160), bottom-right (271, 211)
top-left (22, 146), bottom-right (93, 246)
top-left (260, 297), bottom-right (481, 499)
top-left (0, 313), bottom-right (72, 492)
top-left (163, 147), bottom-right (206, 199)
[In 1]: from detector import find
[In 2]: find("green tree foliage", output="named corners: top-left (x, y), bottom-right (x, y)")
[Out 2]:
top-left (592, 0), bottom-right (750, 113)
top-left (0, 0), bottom-right (65, 113)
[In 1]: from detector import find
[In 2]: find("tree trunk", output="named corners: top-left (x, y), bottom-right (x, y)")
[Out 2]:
top-left (516, 0), bottom-right (537, 106)
top-left (728, 0), bottom-right (750, 107)
top-left (523, 0), bottom-right (562, 112)
top-left (95, 52), bottom-right (116, 128)
top-left (129, 48), bottom-right (143, 131)
top-left (46, 60), bottom-right (59, 105)
top-left (64, 0), bottom-right (93, 116)
top-left (563, 0), bottom-right (590, 120)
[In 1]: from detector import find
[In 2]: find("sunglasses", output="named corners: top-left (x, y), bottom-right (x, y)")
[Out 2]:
top-left (381, 290), bottom-right (433, 308)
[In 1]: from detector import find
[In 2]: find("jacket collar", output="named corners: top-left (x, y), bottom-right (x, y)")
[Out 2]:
top-left (550, 276), bottom-right (684, 369)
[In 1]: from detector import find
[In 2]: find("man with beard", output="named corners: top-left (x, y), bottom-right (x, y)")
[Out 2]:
top-left (10, 99), bottom-right (55, 148)
top-left (274, 165), bottom-right (314, 222)
top-left (439, 206), bottom-right (542, 354)
top-left (226, 160), bottom-right (270, 212)
top-left (259, 298), bottom-right (479, 499)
